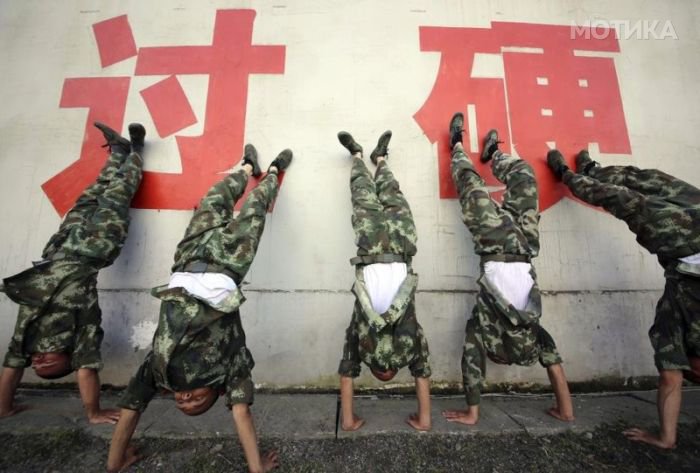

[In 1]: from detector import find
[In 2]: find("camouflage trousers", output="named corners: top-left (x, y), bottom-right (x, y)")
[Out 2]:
top-left (41, 151), bottom-right (144, 266)
top-left (563, 165), bottom-right (700, 371)
top-left (451, 147), bottom-right (561, 405)
top-left (3, 150), bottom-right (143, 370)
top-left (451, 146), bottom-right (539, 257)
top-left (563, 165), bottom-right (700, 259)
top-left (172, 170), bottom-right (279, 284)
top-left (350, 158), bottom-right (417, 260)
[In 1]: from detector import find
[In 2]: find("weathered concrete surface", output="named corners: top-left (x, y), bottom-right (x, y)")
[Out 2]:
top-left (0, 0), bottom-right (699, 389)
top-left (2, 389), bottom-right (699, 440)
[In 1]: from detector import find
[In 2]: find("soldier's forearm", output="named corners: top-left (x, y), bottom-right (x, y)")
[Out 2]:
top-left (415, 376), bottom-right (432, 427)
top-left (107, 409), bottom-right (141, 472)
top-left (0, 367), bottom-right (23, 413)
top-left (232, 404), bottom-right (264, 473)
top-left (76, 368), bottom-right (101, 416)
top-left (657, 370), bottom-right (683, 447)
top-left (340, 375), bottom-right (355, 423)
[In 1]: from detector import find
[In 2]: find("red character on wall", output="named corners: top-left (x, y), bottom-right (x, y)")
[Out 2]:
top-left (42, 10), bottom-right (285, 215)
top-left (414, 22), bottom-right (632, 211)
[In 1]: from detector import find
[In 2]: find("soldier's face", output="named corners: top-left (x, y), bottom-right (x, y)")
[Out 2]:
top-left (174, 387), bottom-right (218, 416)
top-left (370, 368), bottom-right (397, 382)
top-left (31, 352), bottom-right (72, 379)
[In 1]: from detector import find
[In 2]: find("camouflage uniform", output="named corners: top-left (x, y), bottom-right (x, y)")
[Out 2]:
top-left (562, 165), bottom-right (700, 371)
top-left (338, 158), bottom-right (431, 379)
top-left (3, 151), bottom-right (143, 371)
top-left (452, 147), bottom-right (562, 405)
top-left (119, 170), bottom-right (279, 411)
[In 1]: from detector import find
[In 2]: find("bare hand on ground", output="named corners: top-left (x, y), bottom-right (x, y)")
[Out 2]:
top-left (623, 427), bottom-right (676, 449)
top-left (88, 408), bottom-right (120, 425)
top-left (0, 404), bottom-right (30, 418)
top-left (260, 450), bottom-right (279, 472)
top-left (546, 406), bottom-right (575, 422)
top-left (406, 413), bottom-right (431, 431)
top-left (107, 445), bottom-right (143, 472)
top-left (442, 409), bottom-right (478, 425)
top-left (341, 414), bottom-right (365, 431)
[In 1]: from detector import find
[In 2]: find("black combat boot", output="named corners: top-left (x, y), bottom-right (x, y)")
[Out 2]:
top-left (369, 130), bottom-right (392, 165)
top-left (128, 123), bottom-right (146, 155)
top-left (575, 149), bottom-right (600, 176)
top-left (269, 149), bottom-right (293, 173)
top-left (337, 131), bottom-right (363, 156)
top-left (449, 112), bottom-right (464, 148)
top-left (94, 121), bottom-right (131, 156)
top-left (481, 129), bottom-right (502, 163)
top-left (242, 144), bottom-right (262, 177)
top-left (546, 149), bottom-right (570, 181)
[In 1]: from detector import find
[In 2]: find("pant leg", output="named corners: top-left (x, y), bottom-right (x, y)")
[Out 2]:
top-left (590, 165), bottom-right (700, 206)
top-left (172, 170), bottom-right (249, 269)
top-left (564, 171), bottom-right (700, 257)
top-left (563, 170), bottom-right (649, 231)
top-left (450, 146), bottom-right (530, 255)
top-left (42, 152), bottom-right (127, 259)
top-left (213, 172), bottom-right (280, 281)
top-left (350, 158), bottom-right (387, 257)
top-left (491, 152), bottom-right (540, 256)
top-left (649, 274), bottom-right (700, 371)
top-left (57, 153), bottom-right (144, 265)
top-left (462, 313), bottom-right (486, 406)
top-left (536, 326), bottom-right (563, 367)
top-left (338, 305), bottom-right (362, 378)
top-left (373, 161), bottom-right (417, 258)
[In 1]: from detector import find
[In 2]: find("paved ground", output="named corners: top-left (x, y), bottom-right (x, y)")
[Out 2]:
top-left (0, 388), bottom-right (699, 472)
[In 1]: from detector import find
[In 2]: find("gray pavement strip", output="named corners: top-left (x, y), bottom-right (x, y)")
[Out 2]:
top-left (1, 389), bottom-right (698, 440)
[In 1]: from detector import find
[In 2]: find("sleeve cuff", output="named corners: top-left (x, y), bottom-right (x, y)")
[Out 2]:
top-left (338, 359), bottom-right (361, 378)
top-left (224, 377), bottom-right (255, 407)
top-left (3, 352), bottom-right (30, 369)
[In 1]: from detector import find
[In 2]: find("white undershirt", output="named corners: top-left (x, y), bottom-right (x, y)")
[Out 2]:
top-left (168, 272), bottom-right (237, 306)
top-left (483, 261), bottom-right (534, 311)
top-left (680, 252), bottom-right (700, 265)
top-left (362, 262), bottom-right (408, 314)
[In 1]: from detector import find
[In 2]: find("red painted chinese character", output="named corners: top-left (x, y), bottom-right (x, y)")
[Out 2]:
top-left (43, 10), bottom-right (285, 215)
top-left (414, 22), bottom-right (631, 211)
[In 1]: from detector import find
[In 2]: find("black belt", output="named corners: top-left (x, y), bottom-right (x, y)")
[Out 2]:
top-left (178, 261), bottom-right (238, 281)
top-left (349, 253), bottom-right (409, 266)
top-left (480, 254), bottom-right (531, 265)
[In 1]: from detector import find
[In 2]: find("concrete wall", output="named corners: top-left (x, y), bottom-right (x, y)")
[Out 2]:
top-left (0, 0), bottom-right (698, 389)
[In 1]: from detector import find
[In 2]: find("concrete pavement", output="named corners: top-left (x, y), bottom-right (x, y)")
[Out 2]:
top-left (1, 388), bottom-right (698, 440)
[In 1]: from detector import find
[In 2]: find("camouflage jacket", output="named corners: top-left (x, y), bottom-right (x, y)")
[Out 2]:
top-left (118, 284), bottom-right (254, 412)
top-left (2, 258), bottom-right (103, 370)
top-left (472, 266), bottom-right (547, 366)
top-left (338, 269), bottom-right (431, 378)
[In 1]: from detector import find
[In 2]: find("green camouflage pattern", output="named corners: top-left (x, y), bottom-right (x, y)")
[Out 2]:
top-left (451, 147), bottom-right (539, 257)
top-left (350, 159), bottom-right (417, 260)
top-left (562, 165), bottom-right (700, 372)
top-left (2, 151), bottom-right (143, 371)
top-left (119, 171), bottom-right (279, 412)
top-left (172, 170), bottom-right (279, 283)
top-left (3, 260), bottom-right (102, 370)
top-left (563, 165), bottom-right (700, 260)
top-left (650, 269), bottom-right (700, 371)
top-left (339, 270), bottom-right (431, 378)
top-left (452, 148), bottom-right (561, 405)
top-left (339, 158), bottom-right (430, 378)
top-left (118, 289), bottom-right (255, 412)
top-left (42, 152), bottom-right (144, 265)
top-left (462, 271), bottom-right (562, 405)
